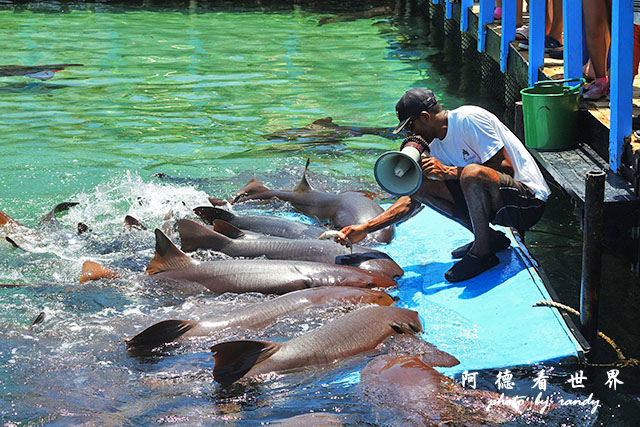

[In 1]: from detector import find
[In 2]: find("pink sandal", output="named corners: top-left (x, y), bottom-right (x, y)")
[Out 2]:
top-left (494, 7), bottom-right (502, 20)
top-left (515, 25), bottom-right (529, 41)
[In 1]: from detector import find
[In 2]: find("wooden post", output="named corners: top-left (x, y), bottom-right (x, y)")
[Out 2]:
top-left (580, 170), bottom-right (605, 352)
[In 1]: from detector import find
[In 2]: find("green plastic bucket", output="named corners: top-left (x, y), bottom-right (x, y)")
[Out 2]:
top-left (520, 78), bottom-right (585, 151)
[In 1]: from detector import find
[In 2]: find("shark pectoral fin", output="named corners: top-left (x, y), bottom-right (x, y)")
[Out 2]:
top-left (213, 220), bottom-right (245, 239)
top-left (125, 319), bottom-right (197, 350)
top-left (146, 229), bottom-right (196, 275)
top-left (208, 197), bottom-right (229, 206)
top-left (178, 219), bottom-right (230, 252)
top-left (29, 311), bottom-right (45, 330)
top-left (0, 210), bottom-right (22, 227)
top-left (293, 158), bottom-right (313, 193)
top-left (193, 206), bottom-right (235, 225)
top-left (5, 236), bottom-right (25, 251)
top-left (79, 261), bottom-right (119, 284)
top-left (211, 340), bottom-right (280, 387)
top-left (124, 215), bottom-right (147, 231)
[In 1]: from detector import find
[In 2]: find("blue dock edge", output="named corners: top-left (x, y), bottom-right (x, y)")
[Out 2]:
top-left (375, 204), bottom-right (586, 375)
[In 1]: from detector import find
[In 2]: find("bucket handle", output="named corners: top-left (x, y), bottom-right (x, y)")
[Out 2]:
top-left (534, 78), bottom-right (585, 94)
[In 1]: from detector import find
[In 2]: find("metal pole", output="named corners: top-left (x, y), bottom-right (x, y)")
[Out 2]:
top-left (580, 170), bottom-right (606, 352)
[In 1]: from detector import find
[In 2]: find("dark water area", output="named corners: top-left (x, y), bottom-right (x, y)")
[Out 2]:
top-left (0, 0), bottom-right (639, 426)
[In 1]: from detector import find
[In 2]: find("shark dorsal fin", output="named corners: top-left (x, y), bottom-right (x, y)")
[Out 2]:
top-left (294, 158), bottom-right (313, 193)
top-left (213, 219), bottom-right (245, 239)
top-left (310, 117), bottom-right (337, 128)
top-left (146, 229), bottom-right (196, 275)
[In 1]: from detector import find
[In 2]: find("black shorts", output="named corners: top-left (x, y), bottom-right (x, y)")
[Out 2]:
top-left (444, 172), bottom-right (545, 232)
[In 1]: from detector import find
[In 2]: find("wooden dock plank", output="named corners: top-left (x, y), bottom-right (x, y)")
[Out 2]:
top-left (530, 144), bottom-right (638, 205)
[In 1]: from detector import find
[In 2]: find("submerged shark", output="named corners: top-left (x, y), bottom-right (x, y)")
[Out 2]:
top-left (125, 286), bottom-right (394, 351)
top-left (177, 219), bottom-right (403, 278)
top-left (317, 6), bottom-right (394, 26)
top-left (233, 159), bottom-right (395, 244)
top-left (263, 117), bottom-right (397, 143)
top-left (210, 305), bottom-right (422, 387)
top-left (0, 64), bottom-right (83, 81)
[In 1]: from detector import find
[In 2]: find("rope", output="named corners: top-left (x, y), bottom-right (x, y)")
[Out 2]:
top-left (534, 300), bottom-right (640, 368)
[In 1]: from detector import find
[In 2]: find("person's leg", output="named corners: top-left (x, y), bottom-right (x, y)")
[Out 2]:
top-left (413, 179), bottom-right (473, 232)
top-left (548, 0), bottom-right (563, 42)
top-left (517, 0), bottom-right (523, 27)
top-left (582, 0), bottom-right (608, 79)
top-left (458, 164), bottom-right (503, 258)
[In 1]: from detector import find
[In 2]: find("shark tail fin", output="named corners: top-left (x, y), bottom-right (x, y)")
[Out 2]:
top-left (294, 158), bottom-right (313, 193)
top-left (178, 219), bottom-right (231, 252)
top-left (146, 229), bottom-right (196, 275)
top-left (80, 261), bottom-right (119, 284)
top-left (124, 215), bottom-right (147, 231)
top-left (212, 220), bottom-right (245, 239)
top-left (193, 206), bottom-right (235, 225)
top-left (37, 202), bottom-right (79, 227)
top-left (211, 340), bottom-right (280, 387)
top-left (125, 319), bottom-right (197, 350)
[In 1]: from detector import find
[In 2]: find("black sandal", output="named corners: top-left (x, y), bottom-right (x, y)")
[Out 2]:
top-left (450, 232), bottom-right (510, 259)
top-left (445, 252), bottom-right (500, 282)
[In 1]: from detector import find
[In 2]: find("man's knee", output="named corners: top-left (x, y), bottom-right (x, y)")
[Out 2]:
top-left (459, 164), bottom-right (498, 189)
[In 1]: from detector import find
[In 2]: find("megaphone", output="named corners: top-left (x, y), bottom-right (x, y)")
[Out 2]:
top-left (374, 136), bottom-right (430, 196)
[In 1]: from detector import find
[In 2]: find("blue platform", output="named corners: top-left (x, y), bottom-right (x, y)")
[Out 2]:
top-left (375, 205), bottom-right (585, 375)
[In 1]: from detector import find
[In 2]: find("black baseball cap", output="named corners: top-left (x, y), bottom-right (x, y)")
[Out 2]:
top-left (393, 88), bottom-right (439, 134)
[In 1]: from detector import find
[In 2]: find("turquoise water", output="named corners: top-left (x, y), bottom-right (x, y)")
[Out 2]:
top-left (0, 2), bottom-right (634, 425)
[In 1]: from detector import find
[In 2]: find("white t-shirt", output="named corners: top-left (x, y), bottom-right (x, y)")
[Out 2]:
top-left (429, 105), bottom-right (551, 201)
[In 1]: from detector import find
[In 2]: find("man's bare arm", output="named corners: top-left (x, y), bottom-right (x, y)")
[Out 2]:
top-left (336, 196), bottom-right (421, 245)
top-left (483, 147), bottom-right (514, 177)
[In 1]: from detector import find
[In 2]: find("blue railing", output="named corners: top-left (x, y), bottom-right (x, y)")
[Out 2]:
top-left (432, 0), bottom-right (634, 174)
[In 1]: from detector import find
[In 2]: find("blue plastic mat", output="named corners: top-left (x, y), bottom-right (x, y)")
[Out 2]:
top-left (375, 205), bottom-right (584, 375)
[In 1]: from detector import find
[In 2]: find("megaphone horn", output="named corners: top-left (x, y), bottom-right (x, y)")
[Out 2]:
top-left (374, 136), bottom-right (429, 196)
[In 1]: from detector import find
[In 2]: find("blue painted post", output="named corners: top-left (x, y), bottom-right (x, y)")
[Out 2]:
top-left (500, 0), bottom-right (516, 72)
top-left (460, 0), bottom-right (474, 32)
top-left (478, 0), bottom-right (495, 52)
top-left (610, 0), bottom-right (634, 173)
top-left (446, 0), bottom-right (453, 19)
top-left (563, 0), bottom-right (583, 80)
top-left (528, 0), bottom-right (546, 86)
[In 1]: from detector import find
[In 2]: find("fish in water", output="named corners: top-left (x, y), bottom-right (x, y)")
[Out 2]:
top-left (177, 219), bottom-right (403, 278)
top-left (194, 206), bottom-right (328, 240)
top-left (125, 286), bottom-right (394, 350)
top-left (210, 305), bottom-right (421, 387)
top-left (263, 117), bottom-right (397, 143)
top-left (233, 159), bottom-right (394, 244)
top-left (0, 63), bottom-right (83, 80)
top-left (143, 229), bottom-right (396, 294)
top-left (359, 355), bottom-right (551, 425)
top-left (317, 6), bottom-right (394, 26)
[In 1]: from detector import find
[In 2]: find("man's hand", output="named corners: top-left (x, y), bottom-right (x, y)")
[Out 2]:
top-left (335, 223), bottom-right (369, 246)
top-left (420, 157), bottom-right (458, 180)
